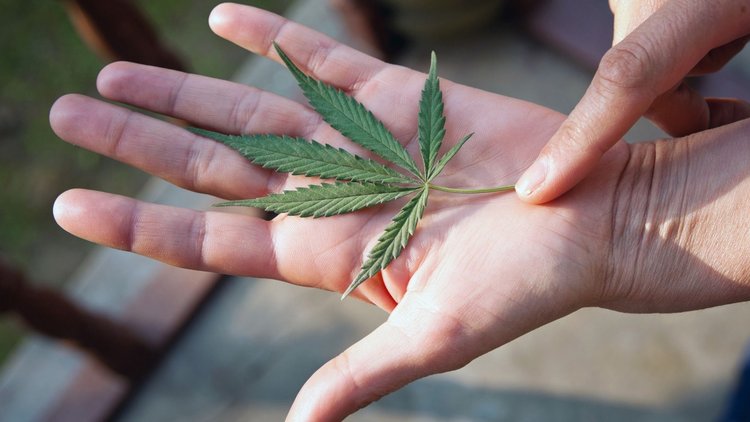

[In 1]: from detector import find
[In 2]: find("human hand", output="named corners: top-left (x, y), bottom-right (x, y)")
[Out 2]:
top-left (516, 0), bottom-right (750, 204)
top-left (49, 3), bottom-right (750, 420)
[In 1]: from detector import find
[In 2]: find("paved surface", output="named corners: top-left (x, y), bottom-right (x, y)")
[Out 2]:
top-left (115, 1), bottom-right (750, 421)
top-left (118, 278), bottom-right (750, 422)
top-left (0, 178), bottom-right (218, 422)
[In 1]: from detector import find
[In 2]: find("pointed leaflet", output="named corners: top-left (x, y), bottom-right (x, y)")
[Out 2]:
top-left (429, 133), bottom-right (473, 181)
top-left (274, 43), bottom-right (422, 178)
top-left (189, 128), bottom-right (415, 184)
top-left (216, 182), bottom-right (418, 218)
top-left (418, 52), bottom-right (446, 180)
top-left (342, 187), bottom-right (429, 298)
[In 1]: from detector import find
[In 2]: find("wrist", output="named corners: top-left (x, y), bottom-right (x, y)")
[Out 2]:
top-left (605, 124), bottom-right (750, 313)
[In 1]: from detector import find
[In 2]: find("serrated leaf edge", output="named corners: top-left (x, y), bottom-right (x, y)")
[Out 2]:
top-left (274, 43), bottom-right (422, 179)
top-left (189, 127), bottom-right (417, 185)
top-left (215, 182), bottom-right (418, 218)
top-left (342, 187), bottom-right (429, 298)
top-left (419, 51), bottom-right (446, 180)
top-left (429, 133), bottom-right (474, 181)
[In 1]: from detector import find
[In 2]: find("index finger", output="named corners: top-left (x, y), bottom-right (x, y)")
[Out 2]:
top-left (208, 2), bottom-right (388, 94)
top-left (516, 0), bottom-right (750, 204)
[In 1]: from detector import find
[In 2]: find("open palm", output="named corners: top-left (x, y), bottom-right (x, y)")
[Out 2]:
top-left (50, 4), bottom-right (633, 420)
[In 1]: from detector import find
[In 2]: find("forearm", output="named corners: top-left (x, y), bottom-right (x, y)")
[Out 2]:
top-left (606, 119), bottom-right (750, 312)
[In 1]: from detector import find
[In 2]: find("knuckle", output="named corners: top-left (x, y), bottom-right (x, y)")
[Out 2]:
top-left (596, 41), bottom-right (654, 93)
top-left (105, 109), bottom-right (133, 158)
top-left (552, 121), bottom-right (588, 151)
top-left (231, 89), bottom-right (261, 134)
top-left (188, 212), bottom-right (208, 268)
top-left (306, 42), bottom-right (337, 79)
top-left (184, 132), bottom-right (222, 194)
top-left (166, 73), bottom-right (189, 115)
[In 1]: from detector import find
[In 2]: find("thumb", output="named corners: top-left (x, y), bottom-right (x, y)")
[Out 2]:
top-left (516, 0), bottom-right (750, 204)
top-left (286, 303), bottom-right (469, 421)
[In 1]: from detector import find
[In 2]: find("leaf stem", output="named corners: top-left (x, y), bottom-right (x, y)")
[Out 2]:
top-left (427, 183), bottom-right (516, 194)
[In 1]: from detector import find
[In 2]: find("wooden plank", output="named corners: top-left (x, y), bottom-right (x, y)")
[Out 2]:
top-left (38, 267), bottom-right (218, 422)
top-left (0, 178), bottom-right (222, 422)
top-left (40, 362), bottom-right (126, 422)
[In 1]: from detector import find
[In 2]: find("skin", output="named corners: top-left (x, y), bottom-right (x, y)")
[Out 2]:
top-left (516, 0), bottom-right (750, 203)
top-left (49, 4), bottom-right (750, 421)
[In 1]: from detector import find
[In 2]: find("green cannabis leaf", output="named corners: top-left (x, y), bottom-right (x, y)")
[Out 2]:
top-left (189, 129), bottom-right (414, 185)
top-left (190, 43), bottom-right (514, 299)
top-left (216, 182), bottom-right (417, 218)
top-left (419, 52), bottom-right (446, 180)
top-left (275, 45), bottom-right (422, 179)
top-left (342, 187), bottom-right (429, 298)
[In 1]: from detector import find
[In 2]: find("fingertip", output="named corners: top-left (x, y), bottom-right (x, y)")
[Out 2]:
top-left (515, 157), bottom-right (548, 203)
top-left (515, 186), bottom-right (550, 204)
top-left (208, 3), bottom-right (294, 58)
top-left (516, 155), bottom-right (575, 204)
top-left (53, 190), bottom-right (133, 251)
top-left (208, 3), bottom-right (227, 32)
top-left (518, 111), bottom-right (623, 204)
top-left (96, 61), bottom-right (135, 98)
top-left (208, 3), bottom-right (242, 38)
top-left (516, 153), bottom-right (596, 204)
top-left (49, 95), bottom-right (71, 133)
top-left (53, 189), bottom-right (86, 232)
top-left (49, 94), bottom-right (87, 139)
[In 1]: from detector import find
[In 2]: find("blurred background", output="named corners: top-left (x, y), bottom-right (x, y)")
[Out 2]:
top-left (0, 0), bottom-right (290, 368)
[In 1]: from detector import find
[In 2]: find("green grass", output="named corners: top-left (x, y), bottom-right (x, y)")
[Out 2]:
top-left (0, 0), bottom-right (290, 368)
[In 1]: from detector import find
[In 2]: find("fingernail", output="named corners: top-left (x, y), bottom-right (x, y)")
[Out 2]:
top-left (517, 158), bottom-right (547, 198)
